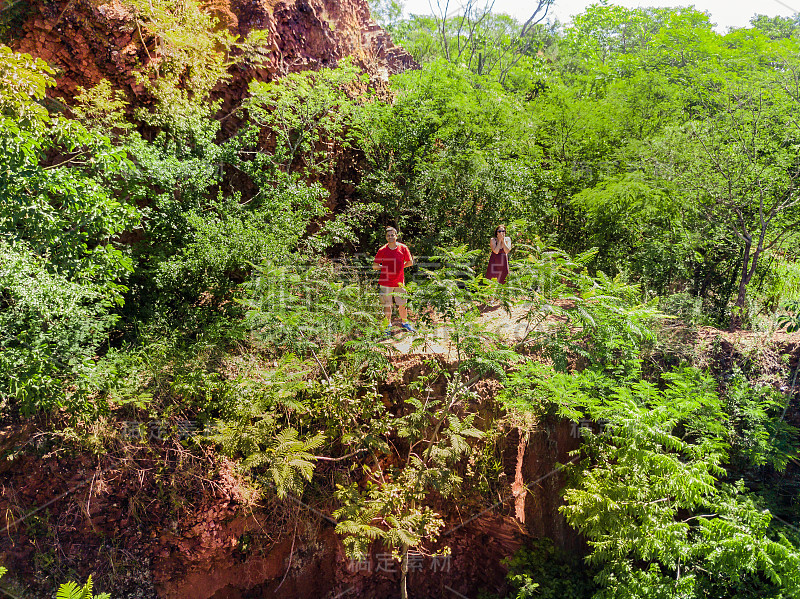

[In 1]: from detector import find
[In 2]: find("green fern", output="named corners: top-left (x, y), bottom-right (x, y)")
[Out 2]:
top-left (506, 362), bottom-right (800, 598)
top-left (55, 577), bottom-right (110, 599)
top-left (244, 428), bottom-right (325, 499)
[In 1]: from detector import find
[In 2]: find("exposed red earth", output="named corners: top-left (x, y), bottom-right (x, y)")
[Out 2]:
top-left (5, 0), bottom-right (415, 104)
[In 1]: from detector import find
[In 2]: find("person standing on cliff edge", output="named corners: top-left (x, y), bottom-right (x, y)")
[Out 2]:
top-left (373, 226), bottom-right (416, 335)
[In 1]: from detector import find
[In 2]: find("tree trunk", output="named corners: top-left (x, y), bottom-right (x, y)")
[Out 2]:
top-left (730, 240), bottom-right (757, 331)
top-left (400, 544), bottom-right (409, 599)
top-left (730, 278), bottom-right (747, 331)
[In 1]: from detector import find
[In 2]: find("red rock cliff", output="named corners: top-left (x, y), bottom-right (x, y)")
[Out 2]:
top-left (4, 0), bottom-right (415, 102)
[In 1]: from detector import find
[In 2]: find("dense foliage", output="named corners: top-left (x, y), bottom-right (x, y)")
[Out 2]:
top-left (1, 1), bottom-right (800, 597)
top-left (367, 3), bottom-right (800, 327)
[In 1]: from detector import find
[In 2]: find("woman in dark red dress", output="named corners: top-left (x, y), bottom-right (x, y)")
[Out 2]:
top-left (485, 225), bottom-right (511, 283)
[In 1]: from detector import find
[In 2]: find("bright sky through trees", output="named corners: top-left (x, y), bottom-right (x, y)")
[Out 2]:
top-left (403, 0), bottom-right (799, 31)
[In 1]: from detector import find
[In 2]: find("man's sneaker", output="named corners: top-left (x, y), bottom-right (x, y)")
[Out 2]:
top-left (400, 322), bottom-right (416, 333)
top-left (382, 327), bottom-right (393, 338)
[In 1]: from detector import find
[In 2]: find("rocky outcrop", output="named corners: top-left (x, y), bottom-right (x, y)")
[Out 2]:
top-left (504, 422), bottom-right (584, 554)
top-left (3, 0), bottom-right (416, 103)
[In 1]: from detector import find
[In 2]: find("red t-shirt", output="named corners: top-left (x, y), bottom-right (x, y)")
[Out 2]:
top-left (374, 243), bottom-right (412, 287)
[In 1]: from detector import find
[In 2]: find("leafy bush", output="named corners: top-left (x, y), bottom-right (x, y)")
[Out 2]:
top-left (152, 181), bottom-right (324, 306)
top-left (758, 258), bottom-right (800, 312)
top-left (412, 245), bottom-right (489, 322)
top-left (1, 72), bottom-right (138, 303)
top-left (778, 300), bottom-right (800, 333)
top-left (245, 57), bottom-right (366, 177)
top-left (210, 357), bottom-right (326, 498)
top-left (0, 49), bottom-right (140, 417)
top-left (0, 242), bottom-right (120, 417)
top-left (122, 56), bottom-right (343, 320)
top-left (503, 363), bottom-right (800, 598)
top-left (0, 45), bottom-right (52, 121)
top-left (126, 0), bottom-right (269, 102)
top-left (502, 539), bottom-right (596, 599)
top-left (242, 256), bottom-right (383, 357)
top-left (724, 370), bottom-right (798, 471)
top-left (660, 291), bottom-right (713, 327)
top-left (89, 324), bottom-right (241, 423)
top-left (508, 243), bottom-right (658, 369)
top-left (571, 173), bottom-right (690, 293)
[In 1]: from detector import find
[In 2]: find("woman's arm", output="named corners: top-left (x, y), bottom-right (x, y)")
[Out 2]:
top-left (490, 237), bottom-right (501, 254)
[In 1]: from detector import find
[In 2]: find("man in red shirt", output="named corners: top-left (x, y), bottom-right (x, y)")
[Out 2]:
top-left (373, 226), bottom-right (416, 334)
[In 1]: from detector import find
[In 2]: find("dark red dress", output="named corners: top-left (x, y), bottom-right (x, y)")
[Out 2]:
top-left (485, 245), bottom-right (509, 284)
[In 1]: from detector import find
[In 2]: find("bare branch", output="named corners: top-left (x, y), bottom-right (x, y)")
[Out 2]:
top-left (429, 0), bottom-right (453, 61)
top-left (314, 449), bottom-right (366, 462)
top-left (519, 0), bottom-right (553, 37)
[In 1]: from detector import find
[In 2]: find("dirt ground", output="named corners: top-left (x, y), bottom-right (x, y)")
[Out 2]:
top-left (384, 303), bottom-right (800, 360)
top-left (382, 303), bottom-right (537, 357)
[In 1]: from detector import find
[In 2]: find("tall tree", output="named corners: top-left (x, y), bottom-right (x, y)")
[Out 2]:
top-left (407, 0), bottom-right (554, 83)
top-left (651, 80), bottom-right (800, 328)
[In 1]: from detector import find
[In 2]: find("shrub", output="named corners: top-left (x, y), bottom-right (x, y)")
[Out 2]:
top-left (502, 539), bottom-right (596, 599)
top-left (0, 242), bottom-right (119, 417)
top-left (503, 363), bottom-right (800, 598)
top-left (660, 291), bottom-right (713, 327)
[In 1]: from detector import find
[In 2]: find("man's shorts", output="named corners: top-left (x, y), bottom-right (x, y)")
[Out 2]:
top-left (379, 285), bottom-right (407, 307)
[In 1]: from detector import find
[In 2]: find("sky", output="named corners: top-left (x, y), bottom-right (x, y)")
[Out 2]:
top-left (402, 0), bottom-right (800, 32)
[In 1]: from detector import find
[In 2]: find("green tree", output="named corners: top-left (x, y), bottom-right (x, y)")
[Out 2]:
top-left (359, 60), bottom-right (544, 252)
top-left (72, 80), bottom-right (133, 137)
top-left (0, 45), bottom-right (53, 122)
top-left (748, 14), bottom-right (799, 40)
top-left (421, 0), bottom-right (554, 84)
top-left (0, 47), bottom-right (139, 416)
top-left (0, 118), bottom-right (138, 298)
top-left (244, 58), bottom-right (366, 177)
top-left (126, 0), bottom-right (269, 101)
top-left (369, 0), bottom-right (405, 36)
top-left (334, 367), bottom-right (483, 599)
top-left (563, 4), bottom-right (672, 74)
top-left (503, 364), bottom-right (800, 598)
top-left (649, 82), bottom-right (800, 328)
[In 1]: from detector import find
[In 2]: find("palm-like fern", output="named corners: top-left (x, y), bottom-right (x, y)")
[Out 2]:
top-left (244, 427), bottom-right (325, 499)
top-left (55, 576), bottom-right (110, 599)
